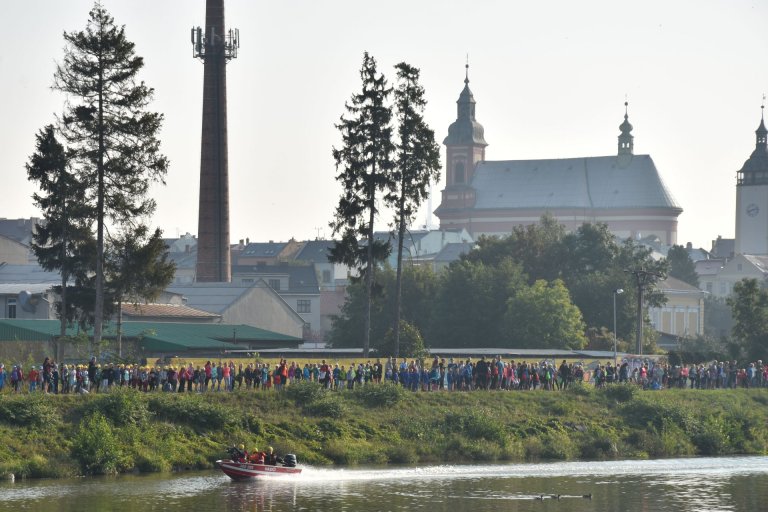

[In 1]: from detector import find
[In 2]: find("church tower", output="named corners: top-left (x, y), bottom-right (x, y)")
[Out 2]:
top-left (735, 104), bottom-right (768, 255)
top-left (617, 101), bottom-right (634, 168)
top-left (435, 64), bottom-right (487, 224)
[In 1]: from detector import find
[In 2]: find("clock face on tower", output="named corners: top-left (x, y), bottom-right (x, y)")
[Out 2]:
top-left (747, 203), bottom-right (760, 217)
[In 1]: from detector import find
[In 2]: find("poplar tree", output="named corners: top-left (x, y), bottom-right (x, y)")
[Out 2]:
top-left (329, 52), bottom-right (395, 357)
top-left (52, 3), bottom-right (169, 348)
top-left (26, 125), bottom-right (95, 356)
top-left (388, 63), bottom-right (441, 357)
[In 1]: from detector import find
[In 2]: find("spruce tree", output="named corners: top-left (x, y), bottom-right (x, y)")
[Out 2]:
top-left (329, 52), bottom-right (395, 357)
top-left (26, 125), bottom-right (95, 357)
top-left (388, 63), bottom-right (441, 357)
top-left (52, 3), bottom-right (168, 348)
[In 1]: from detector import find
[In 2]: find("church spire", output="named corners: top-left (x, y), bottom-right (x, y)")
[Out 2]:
top-left (444, 61), bottom-right (487, 146)
top-left (618, 101), bottom-right (634, 156)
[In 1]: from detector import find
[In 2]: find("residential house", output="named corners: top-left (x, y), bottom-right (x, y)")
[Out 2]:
top-left (0, 263), bottom-right (60, 320)
top-left (649, 276), bottom-right (707, 343)
top-left (705, 254), bottom-right (768, 298)
top-left (167, 280), bottom-right (306, 339)
top-left (231, 264), bottom-right (321, 340)
top-left (0, 235), bottom-right (30, 265)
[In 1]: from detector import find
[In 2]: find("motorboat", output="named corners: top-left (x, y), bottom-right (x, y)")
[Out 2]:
top-left (217, 449), bottom-right (301, 480)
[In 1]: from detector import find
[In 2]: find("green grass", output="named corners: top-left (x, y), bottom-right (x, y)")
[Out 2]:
top-left (0, 386), bottom-right (766, 479)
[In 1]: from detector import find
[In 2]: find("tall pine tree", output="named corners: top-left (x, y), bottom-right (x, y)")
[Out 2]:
top-left (388, 62), bottom-right (441, 357)
top-left (53, 3), bottom-right (168, 348)
top-left (26, 125), bottom-right (95, 357)
top-left (329, 52), bottom-right (395, 357)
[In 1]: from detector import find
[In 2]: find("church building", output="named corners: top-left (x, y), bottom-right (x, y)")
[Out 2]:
top-left (434, 67), bottom-right (683, 244)
top-left (734, 106), bottom-right (768, 255)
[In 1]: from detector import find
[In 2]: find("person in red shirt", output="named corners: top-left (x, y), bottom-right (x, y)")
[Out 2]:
top-left (28, 366), bottom-right (39, 392)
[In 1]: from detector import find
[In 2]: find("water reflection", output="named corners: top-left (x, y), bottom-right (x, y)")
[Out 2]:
top-left (1, 457), bottom-right (767, 512)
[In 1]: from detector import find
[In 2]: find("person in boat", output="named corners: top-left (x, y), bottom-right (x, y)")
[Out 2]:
top-left (234, 444), bottom-right (248, 462)
top-left (265, 446), bottom-right (283, 466)
top-left (249, 448), bottom-right (265, 465)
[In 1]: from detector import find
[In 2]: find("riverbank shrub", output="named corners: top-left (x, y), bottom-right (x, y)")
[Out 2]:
top-left (71, 413), bottom-right (127, 475)
top-left (0, 394), bottom-right (58, 428)
top-left (350, 382), bottom-right (405, 407)
top-left (286, 381), bottom-right (325, 405)
top-left (147, 394), bottom-right (235, 430)
top-left (84, 388), bottom-right (152, 426)
top-left (303, 393), bottom-right (346, 417)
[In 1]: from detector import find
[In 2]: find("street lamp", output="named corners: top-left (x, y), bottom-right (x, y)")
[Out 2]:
top-left (613, 288), bottom-right (624, 366)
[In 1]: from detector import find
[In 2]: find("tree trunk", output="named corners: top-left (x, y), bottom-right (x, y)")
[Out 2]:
top-left (93, 65), bottom-right (105, 355)
top-left (394, 185), bottom-right (407, 358)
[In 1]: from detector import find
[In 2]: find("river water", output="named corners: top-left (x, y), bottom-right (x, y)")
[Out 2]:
top-left (2, 456), bottom-right (767, 512)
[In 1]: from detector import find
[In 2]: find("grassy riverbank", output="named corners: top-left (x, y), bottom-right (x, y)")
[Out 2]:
top-left (1, 383), bottom-right (767, 479)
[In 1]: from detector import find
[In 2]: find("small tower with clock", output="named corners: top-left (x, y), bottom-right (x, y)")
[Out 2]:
top-left (735, 103), bottom-right (768, 255)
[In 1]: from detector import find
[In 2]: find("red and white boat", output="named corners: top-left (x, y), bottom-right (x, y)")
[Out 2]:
top-left (216, 459), bottom-right (302, 480)
top-left (217, 449), bottom-right (302, 480)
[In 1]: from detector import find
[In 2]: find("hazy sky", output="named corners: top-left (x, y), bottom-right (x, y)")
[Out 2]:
top-left (2, 0), bottom-right (767, 250)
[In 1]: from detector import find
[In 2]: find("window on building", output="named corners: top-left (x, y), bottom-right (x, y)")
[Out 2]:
top-left (241, 278), bottom-right (254, 284)
top-left (7, 299), bottom-right (16, 319)
top-left (322, 270), bottom-right (331, 283)
top-left (297, 299), bottom-right (311, 313)
top-left (268, 279), bottom-right (281, 290)
top-left (454, 162), bottom-right (465, 184)
top-left (737, 264), bottom-right (742, 272)
top-left (719, 282), bottom-right (726, 295)
top-left (706, 282), bottom-right (713, 293)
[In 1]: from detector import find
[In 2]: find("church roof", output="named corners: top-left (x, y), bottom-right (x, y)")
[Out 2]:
top-left (471, 154), bottom-right (681, 211)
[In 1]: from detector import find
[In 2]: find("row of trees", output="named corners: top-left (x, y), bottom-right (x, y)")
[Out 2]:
top-left (329, 217), bottom-right (669, 355)
top-left (25, 4), bottom-right (174, 358)
top-left (329, 53), bottom-right (441, 357)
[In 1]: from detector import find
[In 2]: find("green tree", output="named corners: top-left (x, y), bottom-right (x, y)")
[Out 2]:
top-left (466, 213), bottom-right (566, 281)
top-left (329, 52), bottom-right (395, 357)
top-left (504, 279), bottom-right (587, 349)
top-left (106, 225), bottom-right (176, 357)
top-left (388, 62), bottom-right (441, 357)
top-left (53, 3), bottom-right (169, 348)
top-left (26, 125), bottom-right (95, 353)
top-left (328, 265), bottom-right (439, 350)
top-left (380, 320), bottom-right (427, 358)
top-left (430, 258), bottom-right (527, 347)
top-left (666, 245), bottom-right (700, 287)
top-left (728, 278), bottom-right (768, 361)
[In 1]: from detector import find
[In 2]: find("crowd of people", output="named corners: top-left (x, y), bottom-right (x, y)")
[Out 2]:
top-left (0, 355), bottom-right (766, 394)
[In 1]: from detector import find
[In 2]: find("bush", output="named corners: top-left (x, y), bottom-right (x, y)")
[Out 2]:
top-left (444, 409), bottom-right (507, 443)
top-left (603, 384), bottom-right (638, 403)
top-left (286, 381), bottom-right (326, 406)
top-left (87, 388), bottom-right (152, 426)
top-left (350, 382), bottom-right (405, 407)
top-left (0, 395), bottom-right (58, 428)
top-left (148, 394), bottom-right (235, 430)
top-left (304, 395), bottom-right (346, 417)
top-left (71, 413), bottom-right (127, 475)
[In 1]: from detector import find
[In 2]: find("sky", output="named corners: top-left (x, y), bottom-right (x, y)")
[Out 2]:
top-left (1, 0), bottom-right (767, 251)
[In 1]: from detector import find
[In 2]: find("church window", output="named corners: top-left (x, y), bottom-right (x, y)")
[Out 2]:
top-left (454, 162), bottom-right (465, 184)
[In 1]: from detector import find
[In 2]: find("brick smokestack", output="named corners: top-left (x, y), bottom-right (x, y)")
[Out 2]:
top-left (195, 0), bottom-right (231, 282)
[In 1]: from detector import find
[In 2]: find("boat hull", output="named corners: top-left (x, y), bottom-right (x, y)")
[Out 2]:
top-left (216, 459), bottom-right (302, 480)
